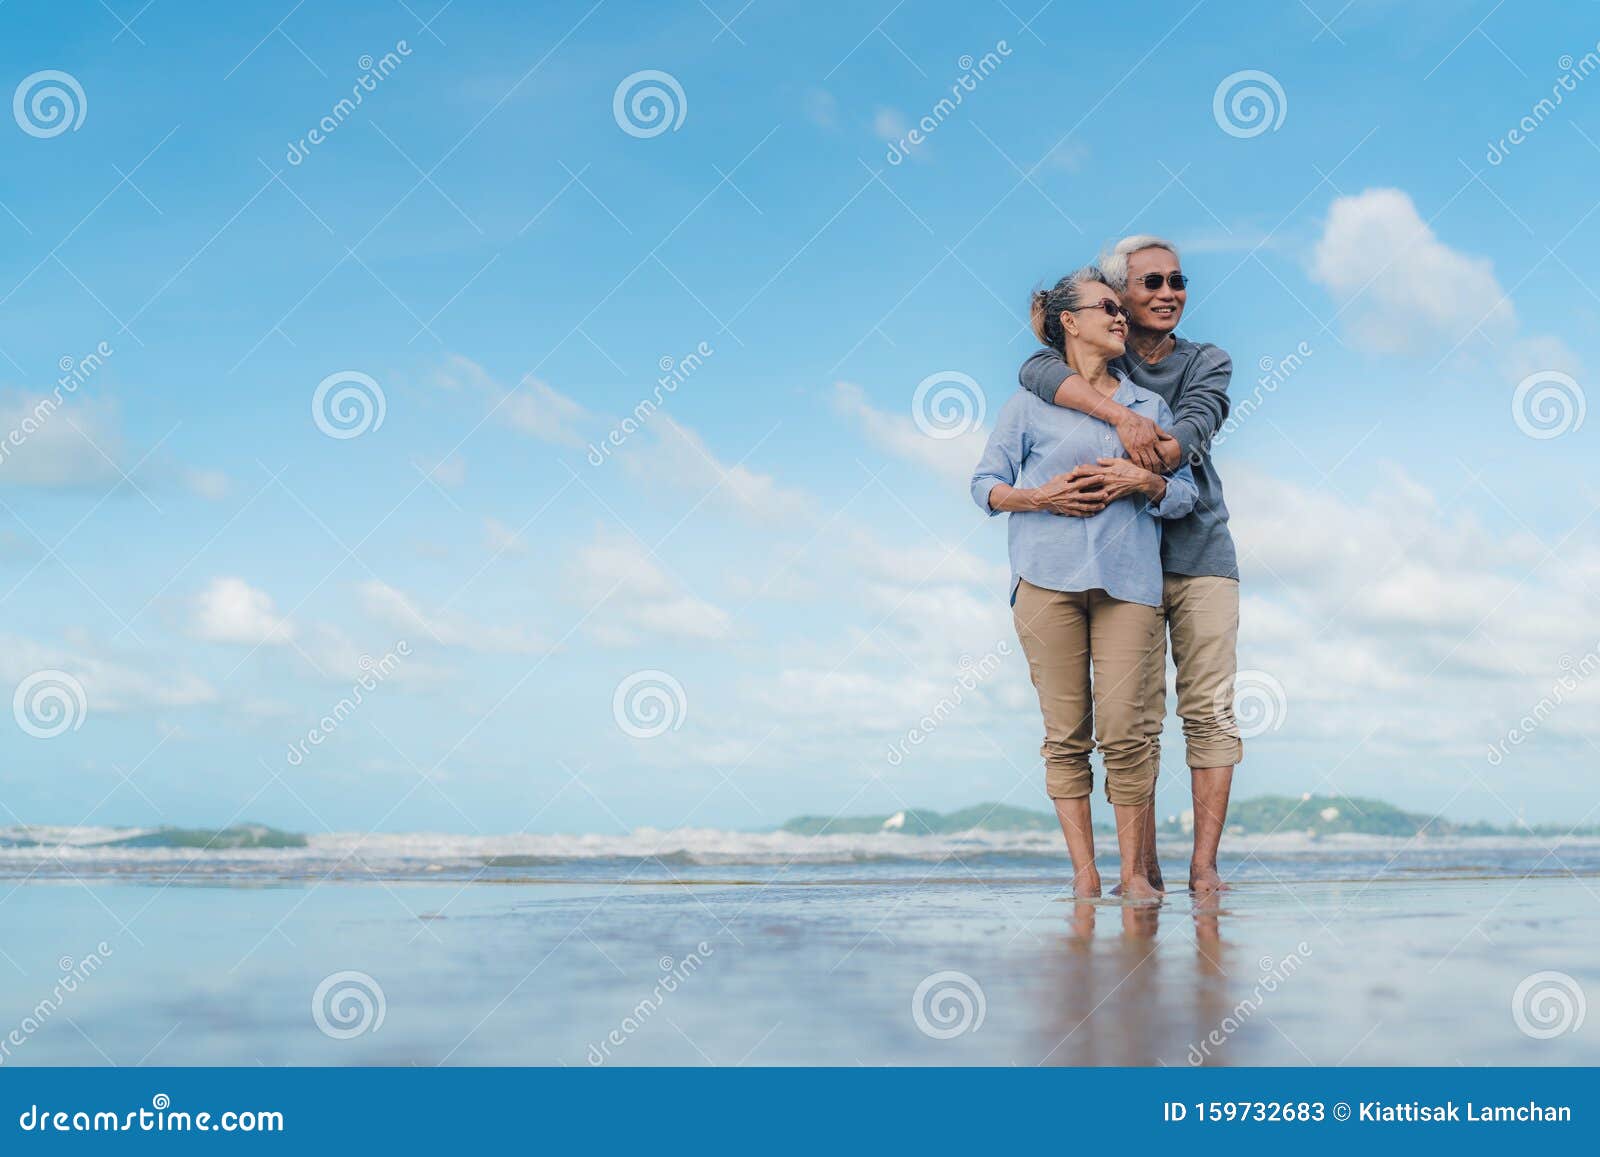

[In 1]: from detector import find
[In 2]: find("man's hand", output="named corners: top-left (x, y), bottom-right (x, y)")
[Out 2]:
top-left (1064, 458), bottom-right (1165, 506)
top-left (1031, 472), bottom-right (1107, 518)
top-left (1115, 411), bottom-right (1170, 472)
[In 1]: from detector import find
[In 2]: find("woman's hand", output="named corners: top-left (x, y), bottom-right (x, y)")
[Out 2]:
top-left (1064, 458), bottom-right (1166, 505)
top-left (1030, 473), bottom-right (1107, 518)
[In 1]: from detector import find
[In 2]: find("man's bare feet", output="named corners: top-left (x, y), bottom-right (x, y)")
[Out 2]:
top-left (1188, 863), bottom-right (1228, 895)
top-left (1118, 874), bottom-right (1162, 903)
top-left (1073, 868), bottom-right (1102, 899)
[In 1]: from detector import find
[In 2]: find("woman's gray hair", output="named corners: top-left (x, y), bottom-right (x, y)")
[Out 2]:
top-left (1030, 265), bottom-right (1112, 350)
top-left (1098, 234), bottom-right (1180, 292)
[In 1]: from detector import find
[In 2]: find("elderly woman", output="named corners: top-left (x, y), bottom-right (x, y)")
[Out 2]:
top-left (971, 267), bottom-right (1197, 901)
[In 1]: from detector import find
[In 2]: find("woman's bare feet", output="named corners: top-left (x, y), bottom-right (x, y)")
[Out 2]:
top-left (1118, 874), bottom-right (1162, 903)
top-left (1073, 867), bottom-right (1102, 899)
top-left (1188, 863), bottom-right (1228, 895)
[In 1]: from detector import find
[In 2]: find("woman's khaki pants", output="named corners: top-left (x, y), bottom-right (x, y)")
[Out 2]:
top-left (1012, 579), bottom-right (1165, 806)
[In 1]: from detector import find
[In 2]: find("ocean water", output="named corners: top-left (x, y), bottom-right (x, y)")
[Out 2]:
top-left (2, 824), bottom-right (1597, 885)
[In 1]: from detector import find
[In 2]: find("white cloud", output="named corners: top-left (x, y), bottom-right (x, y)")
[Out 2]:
top-left (832, 380), bottom-right (988, 488)
top-left (0, 392), bottom-right (125, 489)
top-left (1309, 188), bottom-right (1580, 378)
top-left (0, 633), bottom-right (216, 713)
top-left (190, 577), bottom-right (295, 646)
top-left (570, 527), bottom-right (732, 646)
top-left (484, 517), bottom-right (529, 557)
top-left (183, 468), bottom-right (231, 500)
top-left (631, 416), bottom-right (815, 523)
top-left (358, 580), bottom-right (547, 654)
top-left (438, 354), bottom-right (588, 447)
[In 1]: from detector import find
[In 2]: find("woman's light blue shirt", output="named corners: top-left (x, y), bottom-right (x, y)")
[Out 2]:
top-left (970, 379), bottom-right (1198, 609)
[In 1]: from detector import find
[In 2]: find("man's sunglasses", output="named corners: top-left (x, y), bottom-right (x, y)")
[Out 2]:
top-left (1136, 272), bottom-right (1188, 291)
top-left (1067, 298), bottom-right (1131, 321)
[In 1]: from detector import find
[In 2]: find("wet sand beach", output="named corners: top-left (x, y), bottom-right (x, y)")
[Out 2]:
top-left (2, 866), bottom-right (1595, 1066)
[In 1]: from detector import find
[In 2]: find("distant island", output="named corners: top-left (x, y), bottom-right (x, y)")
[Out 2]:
top-left (779, 795), bottom-right (1594, 838)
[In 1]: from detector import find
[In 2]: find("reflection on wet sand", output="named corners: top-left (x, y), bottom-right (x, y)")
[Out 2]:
top-left (1035, 892), bottom-right (1240, 1066)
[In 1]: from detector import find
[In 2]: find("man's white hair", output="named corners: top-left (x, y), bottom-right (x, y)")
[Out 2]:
top-left (1098, 234), bottom-right (1181, 292)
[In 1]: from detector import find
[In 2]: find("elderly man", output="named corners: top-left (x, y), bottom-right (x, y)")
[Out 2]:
top-left (1018, 235), bottom-right (1241, 896)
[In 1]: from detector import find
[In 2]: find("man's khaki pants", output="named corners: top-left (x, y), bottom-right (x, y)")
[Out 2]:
top-left (1151, 574), bottom-right (1244, 771)
top-left (1012, 580), bottom-right (1165, 806)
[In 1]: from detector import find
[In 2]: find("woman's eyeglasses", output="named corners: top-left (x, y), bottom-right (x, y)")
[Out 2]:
top-left (1136, 273), bottom-right (1188, 291)
top-left (1067, 298), bottom-right (1131, 321)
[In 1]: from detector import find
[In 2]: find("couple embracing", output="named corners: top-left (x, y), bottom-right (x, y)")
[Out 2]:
top-left (971, 236), bottom-right (1242, 901)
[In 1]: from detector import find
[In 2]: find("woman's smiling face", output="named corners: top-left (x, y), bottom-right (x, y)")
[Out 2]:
top-left (1062, 281), bottom-right (1128, 356)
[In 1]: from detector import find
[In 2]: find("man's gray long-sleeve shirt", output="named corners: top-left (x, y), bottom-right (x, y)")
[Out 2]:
top-left (1018, 337), bottom-right (1238, 580)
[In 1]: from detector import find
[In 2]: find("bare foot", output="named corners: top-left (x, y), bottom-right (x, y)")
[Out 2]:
top-left (1118, 874), bottom-right (1162, 904)
top-left (1188, 863), bottom-right (1228, 895)
top-left (1073, 868), bottom-right (1102, 899)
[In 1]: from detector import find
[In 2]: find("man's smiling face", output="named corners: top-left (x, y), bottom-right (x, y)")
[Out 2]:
top-left (1123, 247), bottom-right (1185, 335)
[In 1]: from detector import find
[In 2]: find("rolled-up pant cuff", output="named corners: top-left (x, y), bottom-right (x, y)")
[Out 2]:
top-left (1045, 763), bottom-right (1093, 800)
top-left (1185, 738), bottom-right (1242, 768)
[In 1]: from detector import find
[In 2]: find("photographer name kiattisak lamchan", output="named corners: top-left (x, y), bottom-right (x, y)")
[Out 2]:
top-left (1357, 1101), bottom-right (1572, 1123)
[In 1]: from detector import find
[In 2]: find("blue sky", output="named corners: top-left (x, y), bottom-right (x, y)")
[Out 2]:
top-left (1, 0), bottom-right (1597, 835)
